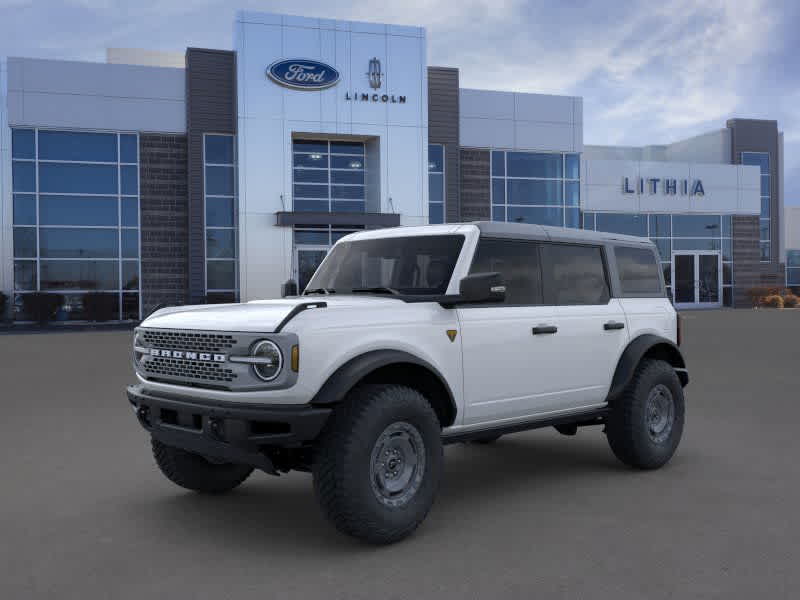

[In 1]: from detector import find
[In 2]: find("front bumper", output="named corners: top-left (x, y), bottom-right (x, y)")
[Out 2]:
top-left (126, 385), bottom-right (331, 473)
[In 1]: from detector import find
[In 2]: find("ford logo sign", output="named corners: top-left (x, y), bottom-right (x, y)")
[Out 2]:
top-left (267, 59), bottom-right (340, 90)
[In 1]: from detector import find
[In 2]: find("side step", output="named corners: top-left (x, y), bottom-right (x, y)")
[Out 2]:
top-left (441, 407), bottom-right (609, 445)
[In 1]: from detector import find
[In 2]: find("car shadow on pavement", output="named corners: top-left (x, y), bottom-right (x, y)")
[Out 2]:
top-left (127, 430), bottom-right (672, 552)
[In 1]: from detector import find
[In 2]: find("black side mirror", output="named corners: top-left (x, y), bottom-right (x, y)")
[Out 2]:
top-left (281, 279), bottom-right (299, 297)
top-left (458, 272), bottom-right (506, 304)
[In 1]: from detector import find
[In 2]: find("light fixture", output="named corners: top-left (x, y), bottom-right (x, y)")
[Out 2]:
top-left (310, 153), bottom-right (322, 160)
top-left (349, 160), bottom-right (362, 169)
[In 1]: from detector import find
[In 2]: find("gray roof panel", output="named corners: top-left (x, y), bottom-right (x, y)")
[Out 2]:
top-left (473, 221), bottom-right (653, 247)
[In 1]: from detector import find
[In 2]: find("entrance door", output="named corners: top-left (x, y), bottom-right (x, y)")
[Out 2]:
top-left (671, 251), bottom-right (721, 309)
top-left (296, 247), bottom-right (328, 292)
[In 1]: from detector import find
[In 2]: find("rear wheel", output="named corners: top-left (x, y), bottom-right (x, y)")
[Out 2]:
top-left (151, 438), bottom-right (253, 494)
top-left (313, 384), bottom-right (443, 544)
top-left (605, 359), bottom-right (685, 469)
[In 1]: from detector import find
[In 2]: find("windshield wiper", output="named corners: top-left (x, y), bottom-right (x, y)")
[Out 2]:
top-left (351, 286), bottom-right (401, 296)
top-left (304, 288), bottom-right (336, 295)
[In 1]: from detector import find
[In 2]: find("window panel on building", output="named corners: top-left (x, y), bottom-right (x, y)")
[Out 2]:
top-left (204, 134), bottom-right (238, 297)
top-left (292, 225), bottom-right (364, 291)
top-left (428, 144), bottom-right (445, 224)
top-left (595, 213), bottom-right (647, 237)
top-left (292, 139), bottom-right (365, 216)
top-left (787, 251), bottom-right (800, 287)
top-left (742, 151), bottom-right (771, 260)
top-left (9, 128), bottom-right (143, 320)
top-left (491, 150), bottom-right (579, 229)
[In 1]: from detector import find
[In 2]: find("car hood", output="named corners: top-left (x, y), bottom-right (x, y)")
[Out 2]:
top-left (140, 296), bottom-right (402, 333)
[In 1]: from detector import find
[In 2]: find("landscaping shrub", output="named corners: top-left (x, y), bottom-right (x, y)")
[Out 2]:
top-left (762, 295), bottom-right (784, 309)
top-left (82, 292), bottom-right (118, 322)
top-left (782, 294), bottom-right (799, 308)
top-left (745, 287), bottom-right (770, 307)
top-left (22, 293), bottom-right (64, 324)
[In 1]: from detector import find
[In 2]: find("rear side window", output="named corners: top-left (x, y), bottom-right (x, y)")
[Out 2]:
top-left (469, 238), bottom-right (542, 305)
top-left (540, 243), bottom-right (610, 305)
top-left (615, 246), bottom-right (663, 295)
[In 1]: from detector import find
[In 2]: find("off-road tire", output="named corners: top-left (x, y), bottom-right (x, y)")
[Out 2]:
top-left (151, 438), bottom-right (254, 493)
top-left (606, 359), bottom-right (685, 469)
top-left (313, 384), bottom-right (443, 544)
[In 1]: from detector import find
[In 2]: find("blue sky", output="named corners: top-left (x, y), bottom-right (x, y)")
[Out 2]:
top-left (2, 0), bottom-right (798, 204)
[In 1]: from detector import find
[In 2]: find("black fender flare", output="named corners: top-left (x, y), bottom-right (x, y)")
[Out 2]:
top-left (606, 334), bottom-right (688, 404)
top-left (310, 349), bottom-right (458, 426)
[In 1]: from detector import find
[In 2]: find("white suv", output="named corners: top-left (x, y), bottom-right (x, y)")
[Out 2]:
top-left (127, 222), bottom-right (688, 544)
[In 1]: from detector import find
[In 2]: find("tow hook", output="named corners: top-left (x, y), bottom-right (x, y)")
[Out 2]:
top-left (208, 417), bottom-right (225, 441)
top-left (135, 405), bottom-right (151, 427)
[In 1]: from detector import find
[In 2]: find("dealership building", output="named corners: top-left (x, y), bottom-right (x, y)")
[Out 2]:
top-left (0, 10), bottom-right (792, 321)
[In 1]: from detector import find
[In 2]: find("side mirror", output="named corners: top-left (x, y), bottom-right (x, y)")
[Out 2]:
top-left (458, 272), bottom-right (506, 304)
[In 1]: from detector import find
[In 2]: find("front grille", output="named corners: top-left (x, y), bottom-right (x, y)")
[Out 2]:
top-left (141, 330), bottom-right (238, 353)
top-left (144, 356), bottom-right (238, 383)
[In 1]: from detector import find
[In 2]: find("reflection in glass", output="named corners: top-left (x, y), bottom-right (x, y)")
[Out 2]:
top-left (205, 135), bottom-right (234, 164)
top-left (14, 261), bottom-right (36, 291)
top-left (206, 197), bottom-right (234, 227)
top-left (206, 229), bottom-right (236, 258)
top-left (39, 228), bottom-right (118, 258)
top-left (13, 227), bottom-right (37, 258)
top-left (207, 260), bottom-right (236, 290)
top-left (38, 130), bottom-right (117, 162)
top-left (507, 152), bottom-right (562, 178)
top-left (40, 261), bottom-right (119, 290)
top-left (13, 194), bottom-right (36, 225)
top-left (40, 195), bottom-right (118, 226)
top-left (12, 129), bottom-right (35, 159)
top-left (39, 163), bottom-right (118, 194)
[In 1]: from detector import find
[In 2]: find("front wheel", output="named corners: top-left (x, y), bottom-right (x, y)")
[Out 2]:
top-left (605, 359), bottom-right (685, 469)
top-left (313, 384), bottom-right (443, 544)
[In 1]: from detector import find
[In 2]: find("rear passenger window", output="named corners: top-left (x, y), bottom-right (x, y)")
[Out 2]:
top-left (469, 238), bottom-right (542, 305)
top-left (615, 246), bottom-right (663, 295)
top-left (540, 243), bottom-right (610, 305)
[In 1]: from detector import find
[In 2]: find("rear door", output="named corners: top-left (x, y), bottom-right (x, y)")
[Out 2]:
top-left (539, 242), bottom-right (629, 409)
top-left (457, 238), bottom-right (567, 425)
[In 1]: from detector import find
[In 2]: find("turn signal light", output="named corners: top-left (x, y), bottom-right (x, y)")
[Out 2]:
top-left (291, 345), bottom-right (300, 372)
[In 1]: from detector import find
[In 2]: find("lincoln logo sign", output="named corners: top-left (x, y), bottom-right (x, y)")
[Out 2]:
top-left (267, 59), bottom-right (340, 90)
top-left (623, 177), bottom-right (705, 196)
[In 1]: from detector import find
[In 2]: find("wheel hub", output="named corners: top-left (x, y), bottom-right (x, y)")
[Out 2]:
top-left (646, 384), bottom-right (675, 443)
top-left (369, 422), bottom-right (426, 507)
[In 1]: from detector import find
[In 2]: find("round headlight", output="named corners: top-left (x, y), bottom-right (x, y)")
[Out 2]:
top-left (252, 340), bottom-right (283, 382)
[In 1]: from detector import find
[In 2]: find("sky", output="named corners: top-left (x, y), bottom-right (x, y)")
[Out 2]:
top-left (1, 0), bottom-right (798, 204)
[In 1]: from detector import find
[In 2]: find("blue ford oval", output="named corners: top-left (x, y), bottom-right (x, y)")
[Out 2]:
top-left (267, 59), bottom-right (340, 90)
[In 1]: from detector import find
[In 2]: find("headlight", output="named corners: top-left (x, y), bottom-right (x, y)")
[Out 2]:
top-left (251, 340), bottom-right (283, 381)
top-left (133, 332), bottom-right (145, 365)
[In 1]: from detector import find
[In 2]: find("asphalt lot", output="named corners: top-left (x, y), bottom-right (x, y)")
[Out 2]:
top-left (1, 309), bottom-right (798, 599)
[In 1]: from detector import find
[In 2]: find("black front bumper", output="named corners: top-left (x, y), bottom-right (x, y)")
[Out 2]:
top-left (126, 385), bottom-right (331, 473)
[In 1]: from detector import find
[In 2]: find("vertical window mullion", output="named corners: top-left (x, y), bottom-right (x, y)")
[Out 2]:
top-left (117, 133), bottom-right (122, 320)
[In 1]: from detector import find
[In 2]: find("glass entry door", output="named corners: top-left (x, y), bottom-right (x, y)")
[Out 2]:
top-left (671, 251), bottom-right (721, 309)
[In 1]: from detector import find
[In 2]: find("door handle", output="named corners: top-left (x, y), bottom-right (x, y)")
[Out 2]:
top-left (532, 325), bottom-right (558, 335)
top-left (604, 321), bottom-right (625, 330)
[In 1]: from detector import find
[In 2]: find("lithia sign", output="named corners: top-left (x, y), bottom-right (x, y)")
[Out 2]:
top-left (267, 57), bottom-right (406, 103)
top-left (623, 177), bottom-right (705, 196)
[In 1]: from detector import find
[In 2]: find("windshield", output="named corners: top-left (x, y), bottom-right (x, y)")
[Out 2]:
top-left (305, 235), bottom-right (465, 296)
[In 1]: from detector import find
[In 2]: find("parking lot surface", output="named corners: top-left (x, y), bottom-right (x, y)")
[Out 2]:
top-left (1, 309), bottom-right (798, 599)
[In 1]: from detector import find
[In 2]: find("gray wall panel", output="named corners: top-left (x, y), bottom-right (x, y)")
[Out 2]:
top-left (186, 48), bottom-right (237, 303)
top-left (427, 67), bottom-right (460, 222)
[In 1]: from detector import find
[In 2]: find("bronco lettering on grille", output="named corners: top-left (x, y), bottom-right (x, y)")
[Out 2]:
top-left (149, 349), bottom-right (226, 362)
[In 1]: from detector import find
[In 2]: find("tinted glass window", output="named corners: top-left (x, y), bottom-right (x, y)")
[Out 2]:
top-left (206, 229), bottom-right (236, 258)
top-left (12, 161), bottom-right (36, 192)
top-left (39, 228), bottom-right (118, 258)
top-left (12, 129), bottom-right (35, 159)
top-left (491, 151), bottom-right (505, 176)
top-left (541, 243), bottom-right (609, 305)
top-left (206, 197), bottom-right (235, 227)
top-left (121, 229), bottom-right (139, 258)
top-left (39, 163), bottom-right (118, 194)
top-left (13, 194), bottom-right (36, 225)
top-left (121, 165), bottom-right (138, 195)
top-left (615, 246), bottom-right (662, 295)
top-left (507, 152), bottom-right (562, 178)
top-left (507, 179), bottom-right (562, 205)
top-left (565, 154), bottom-right (580, 179)
top-left (14, 261), bottom-right (37, 290)
top-left (330, 141), bottom-right (364, 155)
top-left (121, 198), bottom-right (139, 227)
top-left (206, 166), bottom-right (235, 195)
top-left (307, 235), bottom-right (465, 295)
top-left (40, 260), bottom-right (119, 290)
top-left (120, 135), bottom-right (138, 163)
top-left (595, 213), bottom-right (647, 237)
top-left (428, 145), bottom-right (444, 172)
top-left (40, 195), bottom-right (118, 226)
top-left (649, 214), bottom-right (671, 237)
top-left (122, 261), bottom-right (139, 290)
top-left (673, 214), bottom-right (721, 237)
top-left (204, 135), bottom-right (234, 164)
top-left (13, 227), bottom-right (37, 258)
top-left (507, 206), bottom-right (563, 226)
top-left (207, 260), bottom-right (236, 290)
top-left (469, 239), bottom-right (542, 305)
top-left (38, 131), bottom-right (117, 162)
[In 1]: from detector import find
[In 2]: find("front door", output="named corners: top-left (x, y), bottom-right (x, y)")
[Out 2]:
top-left (671, 251), bottom-right (721, 309)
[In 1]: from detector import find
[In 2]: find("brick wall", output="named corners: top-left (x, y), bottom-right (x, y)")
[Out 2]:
top-left (459, 149), bottom-right (490, 221)
top-left (139, 133), bottom-right (189, 317)
top-left (732, 215), bottom-right (787, 307)
top-left (428, 67), bottom-right (460, 222)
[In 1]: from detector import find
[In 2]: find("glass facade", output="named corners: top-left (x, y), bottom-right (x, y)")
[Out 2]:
top-left (584, 212), bottom-right (734, 306)
top-left (293, 225), bottom-right (364, 291)
top-left (742, 152), bottom-right (770, 261)
top-left (204, 134), bottom-right (238, 301)
top-left (428, 144), bottom-right (444, 224)
top-left (292, 140), bottom-right (365, 213)
top-left (787, 250), bottom-right (800, 288)
top-left (491, 150), bottom-right (580, 228)
top-left (11, 128), bottom-right (140, 320)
